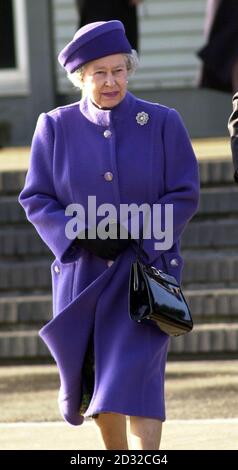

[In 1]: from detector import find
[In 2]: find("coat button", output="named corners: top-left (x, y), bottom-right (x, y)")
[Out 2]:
top-left (170, 258), bottom-right (179, 267)
top-left (104, 171), bottom-right (113, 181)
top-left (103, 129), bottom-right (112, 138)
top-left (54, 264), bottom-right (60, 274)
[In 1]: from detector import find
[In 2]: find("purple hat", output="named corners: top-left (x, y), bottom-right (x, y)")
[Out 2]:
top-left (58, 20), bottom-right (132, 73)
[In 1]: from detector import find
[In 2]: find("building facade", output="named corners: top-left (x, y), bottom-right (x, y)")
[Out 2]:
top-left (0, 0), bottom-right (232, 145)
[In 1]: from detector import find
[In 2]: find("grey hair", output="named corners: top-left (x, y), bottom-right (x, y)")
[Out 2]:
top-left (67, 49), bottom-right (139, 90)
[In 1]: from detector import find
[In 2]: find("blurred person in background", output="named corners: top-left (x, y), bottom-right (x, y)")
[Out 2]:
top-left (228, 93), bottom-right (238, 182)
top-left (197, 0), bottom-right (238, 93)
top-left (75, 0), bottom-right (142, 51)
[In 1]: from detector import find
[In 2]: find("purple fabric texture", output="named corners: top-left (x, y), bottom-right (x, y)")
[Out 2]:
top-left (58, 20), bottom-right (132, 72)
top-left (18, 91), bottom-right (199, 426)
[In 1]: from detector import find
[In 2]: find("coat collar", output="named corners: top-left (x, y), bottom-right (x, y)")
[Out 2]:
top-left (79, 91), bottom-right (135, 127)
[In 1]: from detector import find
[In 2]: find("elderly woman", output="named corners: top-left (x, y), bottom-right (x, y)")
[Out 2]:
top-left (19, 21), bottom-right (199, 450)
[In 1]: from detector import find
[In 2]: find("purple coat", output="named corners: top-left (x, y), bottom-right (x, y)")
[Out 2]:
top-left (18, 91), bottom-right (199, 426)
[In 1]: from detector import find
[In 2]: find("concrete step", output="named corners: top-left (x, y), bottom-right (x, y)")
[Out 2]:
top-left (198, 159), bottom-right (233, 187)
top-left (1, 289), bottom-right (238, 325)
top-left (1, 189), bottom-right (238, 230)
top-left (182, 251), bottom-right (238, 286)
top-left (0, 294), bottom-right (51, 324)
top-left (169, 323), bottom-right (238, 355)
top-left (1, 252), bottom-right (238, 291)
top-left (0, 171), bottom-right (26, 195)
top-left (0, 227), bottom-right (50, 257)
top-left (0, 196), bottom-right (26, 225)
top-left (0, 260), bottom-right (51, 292)
top-left (181, 219), bottom-right (238, 249)
top-left (199, 187), bottom-right (238, 216)
top-left (0, 331), bottom-right (48, 358)
top-left (0, 160), bottom-right (234, 197)
top-left (0, 323), bottom-right (237, 359)
top-left (1, 219), bottom-right (238, 258)
top-left (186, 288), bottom-right (238, 321)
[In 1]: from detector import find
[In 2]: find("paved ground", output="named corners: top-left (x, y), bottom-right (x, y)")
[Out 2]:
top-left (0, 419), bottom-right (237, 450)
top-left (0, 360), bottom-right (237, 450)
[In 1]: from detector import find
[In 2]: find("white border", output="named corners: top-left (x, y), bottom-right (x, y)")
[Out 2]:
top-left (0, 0), bottom-right (29, 96)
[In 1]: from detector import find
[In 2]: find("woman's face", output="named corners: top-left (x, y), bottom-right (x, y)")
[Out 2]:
top-left (82, 54), bottom-right (128, 109)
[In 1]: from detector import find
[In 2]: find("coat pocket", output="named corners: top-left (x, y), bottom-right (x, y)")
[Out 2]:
top-left (51, 259), bottom-right (75, 317)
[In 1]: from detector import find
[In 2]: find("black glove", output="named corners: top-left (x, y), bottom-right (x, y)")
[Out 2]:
top-left (77, 223), bottom-right (132, 260)
top-left (77, 237), bottom-right (130, 260)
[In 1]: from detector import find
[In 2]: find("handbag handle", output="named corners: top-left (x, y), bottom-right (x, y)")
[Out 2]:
top-left (133, 229), bottom-right (150, 265)
top-left (133, 261), bottom-right (139, 291)
top-left (134, 227), bottom-right (167, 271)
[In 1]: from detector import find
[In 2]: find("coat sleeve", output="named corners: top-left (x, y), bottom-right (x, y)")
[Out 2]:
top-left (228, 93), bottom-right (238, 182)
top-left (18, 112), bottom-right (85, 264)
top-left (134, 108), bottom-right (200, 265)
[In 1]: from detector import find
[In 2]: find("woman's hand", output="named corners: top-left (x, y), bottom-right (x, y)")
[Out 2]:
top-left (77, 237), bottom-right (131, 260)
top-left (77, 223), bottom-right (132, 260)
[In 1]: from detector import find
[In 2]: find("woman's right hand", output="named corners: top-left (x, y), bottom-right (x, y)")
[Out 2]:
top-left (77, 223), bottom-right (132, 260)
top-left (77, 236), bottom-right (131, 260)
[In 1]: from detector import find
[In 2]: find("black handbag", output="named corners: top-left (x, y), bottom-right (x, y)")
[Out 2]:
top-left (128, 239), bottom-right (193, 337)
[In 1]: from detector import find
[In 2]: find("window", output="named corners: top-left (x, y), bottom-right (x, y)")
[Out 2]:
top-left (0, 0), bottom-right (16, 69)
top-left (0, 0), bottom-right (29, 95)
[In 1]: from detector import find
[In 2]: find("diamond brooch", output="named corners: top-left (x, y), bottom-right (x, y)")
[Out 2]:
top-left (136, 111), bottom-right (149, 126)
